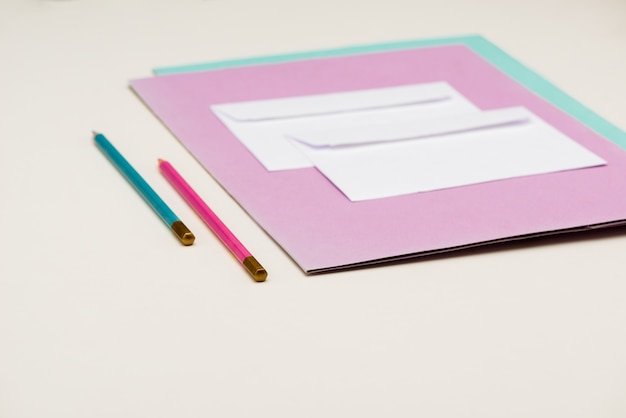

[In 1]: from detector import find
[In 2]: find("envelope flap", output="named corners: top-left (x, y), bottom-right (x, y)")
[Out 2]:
top-left (212, 83), bottom-right (454, 122)
top-left (287, 107), bottom-right (531, 147)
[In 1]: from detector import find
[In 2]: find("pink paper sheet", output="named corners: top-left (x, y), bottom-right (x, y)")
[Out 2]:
top-left (131, 45), bottom-right (626, 273)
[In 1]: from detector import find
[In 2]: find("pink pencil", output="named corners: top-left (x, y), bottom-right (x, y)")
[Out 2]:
top-left (159, 159), bottom-right (267, 282)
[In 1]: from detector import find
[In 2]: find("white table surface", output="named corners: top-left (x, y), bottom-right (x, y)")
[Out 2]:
top-left (2, 1), bottom-right (626, 417)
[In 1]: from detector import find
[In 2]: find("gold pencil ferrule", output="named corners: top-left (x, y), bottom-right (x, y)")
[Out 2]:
top-left (171, 221), bottom-right (195, 246)
top-left (243, 256), bottom-right (267, 282)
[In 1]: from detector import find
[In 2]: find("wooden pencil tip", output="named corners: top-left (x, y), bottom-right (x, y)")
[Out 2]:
top-left (158, 158), bottom-right (164, 164)
top-left (92, 131), bottom-right (100, 137)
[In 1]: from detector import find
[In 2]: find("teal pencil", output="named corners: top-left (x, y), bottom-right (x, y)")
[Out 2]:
top-left (93, 131), bottom-right (195, 245)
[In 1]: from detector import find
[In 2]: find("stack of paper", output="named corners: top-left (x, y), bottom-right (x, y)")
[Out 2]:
top-left (131, 36), bottom-right (626, 273)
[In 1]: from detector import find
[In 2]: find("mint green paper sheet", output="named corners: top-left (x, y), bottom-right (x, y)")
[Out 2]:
top-left (154, 35), bottom-right (626, 150)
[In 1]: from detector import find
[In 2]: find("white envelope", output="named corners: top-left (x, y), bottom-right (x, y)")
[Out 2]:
top-left (287, 107), bottom-right (607, 201)
top-left (211, 83), bottom-right (481, 171)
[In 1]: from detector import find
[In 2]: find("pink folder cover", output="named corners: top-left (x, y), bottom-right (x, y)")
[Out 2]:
top-left (131, 45), bottom-right (626, 273)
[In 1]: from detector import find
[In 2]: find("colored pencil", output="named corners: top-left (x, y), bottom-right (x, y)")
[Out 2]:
top-left (158, 159), bottom-right (267, 282)
top-left (93, 132), bottom-right (195, 245)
